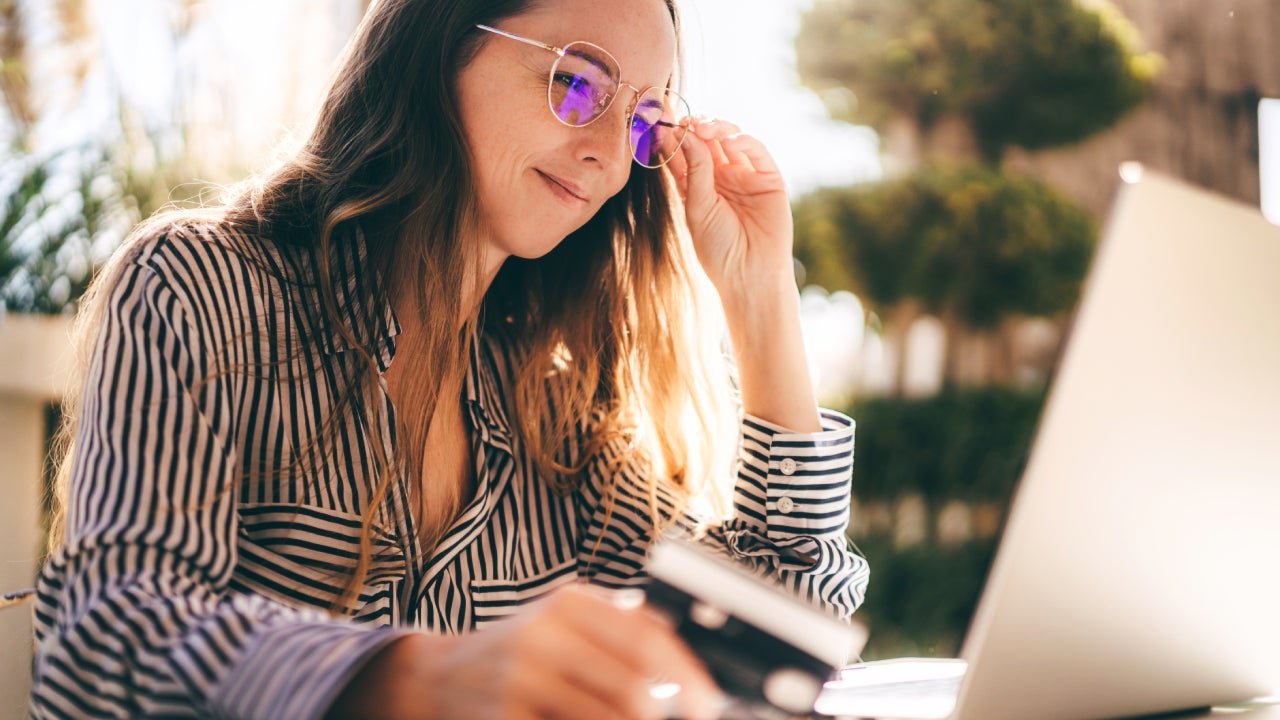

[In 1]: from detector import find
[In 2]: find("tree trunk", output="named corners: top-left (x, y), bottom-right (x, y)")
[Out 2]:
top-left (884, 300), bottom-right (922, 396)
top-left (883, 113), bottom-right (986, 175)
top-left (922, 115), bottom-right (982, 166)
top-left (881, 114), bottom-right (924, 177)
top-left (940, 308), bottom-right (964, 386)
top-left (988, 317), bottom-right (1020, 386)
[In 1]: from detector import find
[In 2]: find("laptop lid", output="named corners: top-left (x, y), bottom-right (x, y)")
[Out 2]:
top-left (953, 170), bottom-right (1280, 720)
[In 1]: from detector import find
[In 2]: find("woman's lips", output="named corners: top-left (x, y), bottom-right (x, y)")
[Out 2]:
top-left (537, 170), bottom-right (589, 206)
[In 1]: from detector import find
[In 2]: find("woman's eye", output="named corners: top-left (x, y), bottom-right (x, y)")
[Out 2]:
top-left (553, 71), bottom-right (585, 90)
top-left (634, 100), bottom-right (664, 122)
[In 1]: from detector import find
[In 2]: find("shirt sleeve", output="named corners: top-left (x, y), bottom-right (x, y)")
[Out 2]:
top-left (573, 408), bottom-right (869, 619)
top-left (30, 254), bottom-right (410, 719)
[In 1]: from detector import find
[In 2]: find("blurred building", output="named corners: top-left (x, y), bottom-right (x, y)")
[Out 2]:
top-left (1007, 0), bottom-right (1280, 214)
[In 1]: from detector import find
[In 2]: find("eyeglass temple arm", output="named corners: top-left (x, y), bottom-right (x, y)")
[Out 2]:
top-left (475, 24), bottom-right (565, 57)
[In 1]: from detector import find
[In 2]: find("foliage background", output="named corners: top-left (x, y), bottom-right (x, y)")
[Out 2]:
top-left (796, 0), bottom-right (1163, 162)
top-left (792, 0), bottom-right (1164, 659)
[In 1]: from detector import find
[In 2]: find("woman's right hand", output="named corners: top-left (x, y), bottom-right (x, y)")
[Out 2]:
top-left (327, 583), bottom-right (724, 720)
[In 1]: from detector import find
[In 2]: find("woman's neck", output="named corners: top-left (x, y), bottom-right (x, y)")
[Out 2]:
top-left (389, 242), bottom-right (508, 342)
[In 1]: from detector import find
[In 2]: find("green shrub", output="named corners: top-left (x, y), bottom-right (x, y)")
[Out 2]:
top-left (847, 384), bottom-right (1047, 503)
top-left (794, 166), bottom-right (1096, 331)
top-left (845, 386), bottom-right (1047, 657)
top-left (854, 535), bottom-right (997, 659)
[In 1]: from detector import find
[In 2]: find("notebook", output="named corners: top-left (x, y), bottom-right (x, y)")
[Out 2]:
top-left (817, 169), bottom-right (1280, 720)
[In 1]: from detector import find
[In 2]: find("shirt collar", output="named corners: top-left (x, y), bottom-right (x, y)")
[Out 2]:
top-left (461, 328), bottom-right (515, 448)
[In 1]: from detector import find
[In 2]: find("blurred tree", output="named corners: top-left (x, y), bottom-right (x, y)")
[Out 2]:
top-left (0, 146), bottom-right (137, 313)
top-left (796, 0), bottom-right (1162, 164)
top-left (1005, 0), bottom-right (1280, 214)
top-left (0, 0), bottom-right (215, 314)
top-left (794, 0), bottom-right (1161, 660)
top-left (793, 166), bottom-right (1095, 387)
top-left (1, 0), bottom-right (34, 138)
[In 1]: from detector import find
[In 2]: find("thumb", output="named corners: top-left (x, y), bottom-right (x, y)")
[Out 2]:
top-left (680, 131), bottom-right (717, 217)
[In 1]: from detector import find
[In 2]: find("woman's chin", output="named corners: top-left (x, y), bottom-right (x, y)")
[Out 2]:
top-left (504, 235), bottom-right (570, 261)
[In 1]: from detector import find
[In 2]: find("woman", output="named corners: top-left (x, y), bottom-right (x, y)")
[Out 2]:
top-left (32, 0), bottom-right (869, 717)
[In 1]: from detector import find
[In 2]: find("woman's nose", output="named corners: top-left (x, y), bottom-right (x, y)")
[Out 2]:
top-left (574, 91), bottom-right (636, 169)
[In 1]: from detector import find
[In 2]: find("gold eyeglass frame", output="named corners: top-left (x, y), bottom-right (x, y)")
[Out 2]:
top-left (474, 23), bottom-right (691, 168)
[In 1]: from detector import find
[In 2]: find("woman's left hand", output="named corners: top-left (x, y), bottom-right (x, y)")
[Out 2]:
top-left (668, 118), bottom-right (795, 304)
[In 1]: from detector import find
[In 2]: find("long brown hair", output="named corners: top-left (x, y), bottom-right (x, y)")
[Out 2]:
top-left (48, 0), bottom-right (734, 613)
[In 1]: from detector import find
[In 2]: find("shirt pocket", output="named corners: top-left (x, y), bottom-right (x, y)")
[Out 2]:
top-left (233, 502), bottom-right (407, 619)
top-left (469, 559), bottom-right (578, 630)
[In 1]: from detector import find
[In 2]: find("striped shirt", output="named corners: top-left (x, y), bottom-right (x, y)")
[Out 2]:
top-left (30, 226), bottom-right (869, 718)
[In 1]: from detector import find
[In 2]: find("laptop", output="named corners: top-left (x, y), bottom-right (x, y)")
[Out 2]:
top-left (817, 169), bottom-right (1280, 720)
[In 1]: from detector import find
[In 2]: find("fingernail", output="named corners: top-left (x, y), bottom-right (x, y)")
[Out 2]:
top-left (645, 685), bottom-right (677, 720)
top-left (611, 588), bottom-right (646, 610)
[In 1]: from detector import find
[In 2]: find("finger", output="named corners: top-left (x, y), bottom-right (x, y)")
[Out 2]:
top-left (666, 145), bottom-right (689, 175)
top-left (718, 133), bottom-right (782, 175)
top-left (515, 666), bottom-right (640, 720)
top-left (548, 588), bottom-right (725, 720)
top-left (576, 584), bottom-right (647, 609)
top-left (552, 588), bottom-right (706, 677)
top-left (679, 132), bottom-right (717, 212)
top-left (665, 146), bottom-right (690, 200)
top-left (537, 604), bottom-right (660, 712)
top-left (539, 629), bottom-right (662, 720)
top-left (550, 588), bottom-right (653, 672)
top-left (711, 136), bottom-right (753, 169)
top-left (725, 148), bottom-right (754, 169)
top-left (567, 604), bottom-right (721, 719)
top-left (497, 593), bottom-right (655, 720)
top-left (703, 136), bottom-right (731, 167)
top-left (644, 633), bottom-right (723, 720)
top-left (691, 120), bottom-right (733, 166)
top-left (693, 118), bottom-right (743, 141)
top-left (530, 589), bottom-right (689, 719)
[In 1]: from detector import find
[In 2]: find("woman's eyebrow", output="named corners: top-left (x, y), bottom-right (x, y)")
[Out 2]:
top-left (568, 47), bottom-right (614, 78)
top-left (572, 40), bottom-right (672, 89)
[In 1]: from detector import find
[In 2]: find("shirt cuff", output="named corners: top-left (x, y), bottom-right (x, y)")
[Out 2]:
top-left (208, 615), bottom-right (416, 720)
top-left (736, 408), bottom-right (855, 542)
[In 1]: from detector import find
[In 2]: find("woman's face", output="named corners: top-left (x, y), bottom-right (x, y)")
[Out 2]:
top-left (456, 0), bottom-right (677, 271)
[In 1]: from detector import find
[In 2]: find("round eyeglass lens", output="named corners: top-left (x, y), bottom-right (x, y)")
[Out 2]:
top-left (549, 43), bottom-right (619, 127)
top-left (630, 87), bottom-right (690, 168)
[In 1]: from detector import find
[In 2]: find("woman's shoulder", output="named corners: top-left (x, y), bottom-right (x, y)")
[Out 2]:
top-left (95, 211), bottom-right (303, 338)
top-left (122, 212), bottom-right (276, 283)
top-left (111, 209), bottom-right (316, 299)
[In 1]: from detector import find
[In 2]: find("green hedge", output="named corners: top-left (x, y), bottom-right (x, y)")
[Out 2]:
top-left (844, 386), bottom-right (1047, 657)
top-left (846, 385), bottom-right (1047, 504)
top-left (854, 535), bottom-right (997, 659)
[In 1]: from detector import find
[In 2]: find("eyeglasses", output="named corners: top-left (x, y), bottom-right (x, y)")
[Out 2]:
top-left (475, 24), bottom-right (691, 169)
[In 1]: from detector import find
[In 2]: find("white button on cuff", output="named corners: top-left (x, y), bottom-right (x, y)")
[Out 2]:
top-left (779, 458), bottom-right (797, 475)
top-left (776, 496), bottom-right (795, 514)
